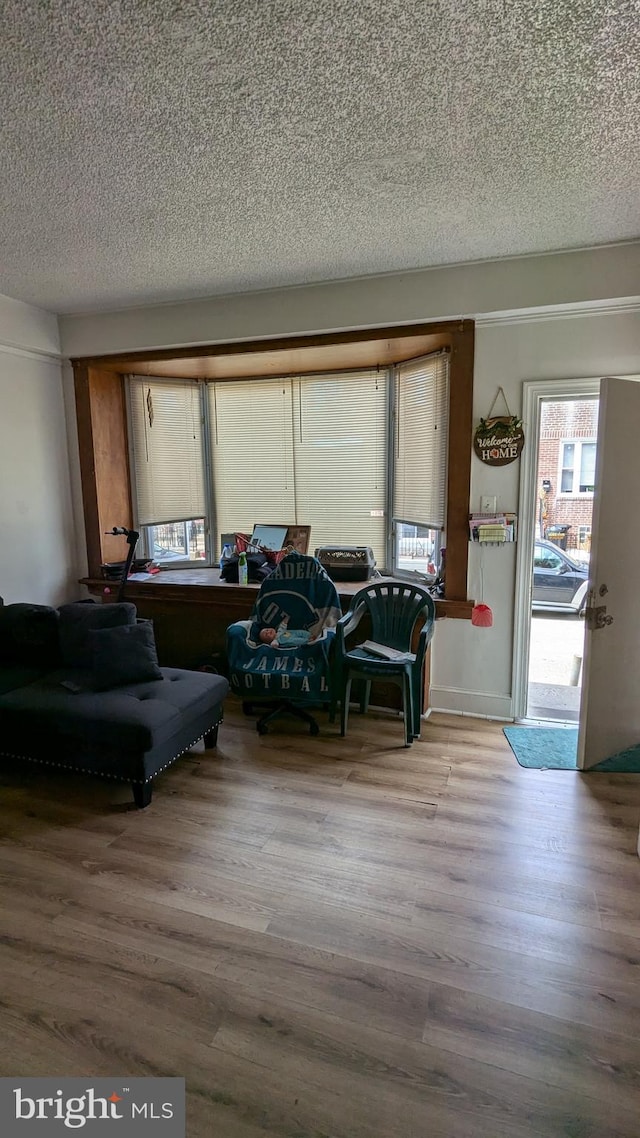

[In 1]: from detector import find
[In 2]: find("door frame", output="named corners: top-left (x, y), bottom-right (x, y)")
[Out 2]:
top-left (512, 377), bottom-right (600, 720)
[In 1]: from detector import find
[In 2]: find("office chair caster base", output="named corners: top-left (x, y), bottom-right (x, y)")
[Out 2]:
top-left (255, 700), bottom-right (321, 736)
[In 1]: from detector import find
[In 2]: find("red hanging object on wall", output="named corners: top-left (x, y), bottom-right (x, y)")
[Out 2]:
top-left (471, 602), bottom-right (493, 627)
top-left (472, 552), bottom-right (493, 626)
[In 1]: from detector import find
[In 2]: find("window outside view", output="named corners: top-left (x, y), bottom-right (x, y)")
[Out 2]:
top-left (149, 519), bottom-right (444, 579)
top-left (395, 524), bottom-right (441, 578)
top-left (150, 519), bottom-right (207, 563)
top-left (528, 397), bottom-right (598, 722)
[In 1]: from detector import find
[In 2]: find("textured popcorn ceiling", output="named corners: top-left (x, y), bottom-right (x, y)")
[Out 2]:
top-left (0, 0), bottom-right (638, 314)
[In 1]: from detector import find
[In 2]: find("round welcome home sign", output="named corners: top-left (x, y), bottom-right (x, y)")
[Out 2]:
top-left (473, 414), bottom-right (525, 466)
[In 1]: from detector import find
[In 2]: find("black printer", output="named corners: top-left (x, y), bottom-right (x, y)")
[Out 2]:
top-left (314, 546), bottom-right (376, 582)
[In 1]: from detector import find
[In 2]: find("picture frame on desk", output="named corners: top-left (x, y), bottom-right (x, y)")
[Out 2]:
top-left (285, 525), bottom-right (311, 554)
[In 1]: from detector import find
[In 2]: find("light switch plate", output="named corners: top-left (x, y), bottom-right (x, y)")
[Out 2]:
top-left (480, 495), bottom-right (497, 513)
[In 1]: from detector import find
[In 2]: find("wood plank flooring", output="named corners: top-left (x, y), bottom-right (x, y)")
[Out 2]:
top-left (2, 702), bottom-right (640, 1137)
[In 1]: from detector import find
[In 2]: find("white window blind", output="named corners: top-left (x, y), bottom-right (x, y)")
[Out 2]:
top-left (393, 351), bottom-right (449, 530)
top-left (129, 377), bottom-right (206, 526)
top-left (208, 379), bottom-right (295, 546)
top-left (292, 370), bottom-right (388, 566)
top-left (208, 371), bottom-right (387, 563)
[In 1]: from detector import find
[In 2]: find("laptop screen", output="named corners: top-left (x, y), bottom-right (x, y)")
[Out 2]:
top-left (251, 524), bottom-right (289, 553)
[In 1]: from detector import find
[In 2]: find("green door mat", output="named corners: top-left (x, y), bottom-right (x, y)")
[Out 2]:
top-left (503, 726), bottom-right (640, 771)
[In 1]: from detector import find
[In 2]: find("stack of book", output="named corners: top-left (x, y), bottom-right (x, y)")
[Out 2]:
top-left (469, 513), bottom-right (517, 544)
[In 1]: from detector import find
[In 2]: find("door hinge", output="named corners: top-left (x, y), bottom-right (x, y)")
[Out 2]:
top-left (585, 603), bottom-right (614, 630)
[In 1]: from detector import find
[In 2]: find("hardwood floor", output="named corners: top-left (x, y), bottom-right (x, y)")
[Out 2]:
top-left (2, 702), bottom-right (640, 1136)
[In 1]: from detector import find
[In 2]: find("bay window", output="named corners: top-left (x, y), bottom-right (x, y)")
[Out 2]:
top-left (128, 351), bottom-right (449, 574)
top-left (73, 320), bottom-right (474, 612)
top-left (392, 352), bottom-right (448, 574)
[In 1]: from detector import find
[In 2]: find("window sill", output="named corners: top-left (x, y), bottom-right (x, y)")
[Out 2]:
top-left (80, 570), bottom-right (475, 620)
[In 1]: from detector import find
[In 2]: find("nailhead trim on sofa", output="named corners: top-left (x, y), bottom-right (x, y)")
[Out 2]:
top-left (0, 712), bottom-right (223, 787)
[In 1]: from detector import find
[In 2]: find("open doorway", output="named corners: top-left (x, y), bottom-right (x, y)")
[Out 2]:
top-left (526, 397), bottom-right (599, 721)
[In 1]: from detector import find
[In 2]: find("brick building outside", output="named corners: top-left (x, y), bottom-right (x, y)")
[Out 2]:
top-left (537, 399), bottom-right (599, 554)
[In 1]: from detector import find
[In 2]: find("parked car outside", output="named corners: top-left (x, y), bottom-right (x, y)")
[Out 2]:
top-left (532, 539), bottom-right (589, 615)
top-left (152, 543), bottom-right (188, 563)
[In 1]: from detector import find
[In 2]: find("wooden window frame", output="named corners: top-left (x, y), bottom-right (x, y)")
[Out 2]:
top-left (73, 319), bottom-right (474, 616)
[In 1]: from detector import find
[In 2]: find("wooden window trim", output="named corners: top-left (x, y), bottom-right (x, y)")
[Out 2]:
top-left (73, 319), bottom-right (474, 615)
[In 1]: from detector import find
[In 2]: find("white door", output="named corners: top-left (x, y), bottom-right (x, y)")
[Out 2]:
top-left (578, 376), bottom-right (640, 768)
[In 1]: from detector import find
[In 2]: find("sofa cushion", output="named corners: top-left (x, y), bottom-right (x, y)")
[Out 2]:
top-left (0, 667), bottom-right (228, 753)
top-left (89, 621), bottom-right (163, 690)
top-left (58, 602), bottom-right (136, 669)
top-left (0, 664), bottom-right (44, 695)
top-left (0, 604), bottom-right (60, 668)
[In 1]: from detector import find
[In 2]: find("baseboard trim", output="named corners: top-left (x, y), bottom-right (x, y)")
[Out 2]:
top-left (430, 686), bottom-right (513, 719)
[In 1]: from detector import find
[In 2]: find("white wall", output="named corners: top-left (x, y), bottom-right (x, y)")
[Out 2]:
top-left (0, 295), bottom-right (80, 606)
top-left (59, 242), bottom-right (640, 357)
top-left (429, 307), bottom-right (640, 717)
top-left (56, 247), bottom-right (640, 715)
top-left (0, 292), bottom-right (60, 357)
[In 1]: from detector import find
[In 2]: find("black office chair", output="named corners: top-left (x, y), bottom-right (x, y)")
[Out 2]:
top-left (226, 552), bottom-right (341, 734)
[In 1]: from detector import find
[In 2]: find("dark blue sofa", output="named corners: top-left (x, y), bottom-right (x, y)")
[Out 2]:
top-left (0, 599), bottom-right (229, 807)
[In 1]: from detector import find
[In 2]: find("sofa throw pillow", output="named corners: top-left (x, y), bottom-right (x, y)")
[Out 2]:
top-left (89, 620), bottom-right (163, 691)
top-left (0, 603), bottom-right (61, 667)
top-left (58, 601), bottom-right (137, 669)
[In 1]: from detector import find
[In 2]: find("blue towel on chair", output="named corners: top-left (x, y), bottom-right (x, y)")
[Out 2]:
top-left (248, 552), bottom-right (341, 644)
top-left (227, 553), bottom-right (341, 702)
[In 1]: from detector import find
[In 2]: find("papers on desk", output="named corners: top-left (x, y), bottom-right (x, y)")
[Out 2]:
top-left (359, 640), bottom-right (415, 662)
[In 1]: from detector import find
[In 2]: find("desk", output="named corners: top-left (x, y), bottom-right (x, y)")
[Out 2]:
top-left (81, 569), bottom-right (472, 713)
